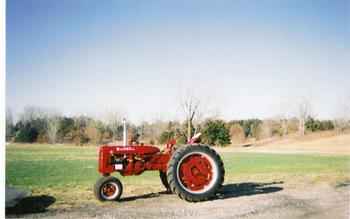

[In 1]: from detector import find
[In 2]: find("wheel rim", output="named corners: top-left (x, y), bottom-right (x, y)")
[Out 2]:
top-left (101, 182), bottom-right (119, 200)
top-left (176, 151), bottom-right (218, 194)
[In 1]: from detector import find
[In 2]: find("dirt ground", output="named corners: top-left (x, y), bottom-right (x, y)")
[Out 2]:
top-left (7, 182), bottom-right (349, 219)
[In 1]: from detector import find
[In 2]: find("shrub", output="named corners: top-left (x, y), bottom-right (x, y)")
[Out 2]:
top-left (237, 119), bottom-right (262, 138)
top-left (202, 120), bottom-right (231, 146)
top-left (320, 120), bottom-right (334, 131)
top-left (37, 132), bottom-right (48, 143)
top-left (57, 117), bottom-right (75, 143)
top-left (305, 117), bottom-right (335, 132)
top-left (14, 124), bottom-right (38, 143)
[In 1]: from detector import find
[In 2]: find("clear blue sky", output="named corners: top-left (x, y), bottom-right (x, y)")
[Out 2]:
top-left (6, 0), bottom-right (349, 122)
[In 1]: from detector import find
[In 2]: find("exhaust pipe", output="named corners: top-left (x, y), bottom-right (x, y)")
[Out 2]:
top-left (123, 118), bottom-right (127, 146)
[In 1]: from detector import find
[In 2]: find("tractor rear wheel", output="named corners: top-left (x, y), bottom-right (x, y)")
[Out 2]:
top-left (94, 176), bottom-right (123, 201)
top-left (167, 145), bottom-right (224, 202)
top-left (159, 171), bottom-right (171, 192)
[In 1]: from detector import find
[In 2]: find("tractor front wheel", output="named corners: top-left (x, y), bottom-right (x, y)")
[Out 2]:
top-left (167, 145), bottom-right (224, 202)
top-left (94, 176), bottom-right (123, 201)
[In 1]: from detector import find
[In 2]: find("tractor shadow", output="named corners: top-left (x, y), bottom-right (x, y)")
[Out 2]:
top-left (119, 191), bottom-right (170, 202)
top-left (6, 195), bottom-right (56, 215)
top-left (215, 181), bottom-right (284, 200)
top-left (119, 182), bottom-right (283, 202)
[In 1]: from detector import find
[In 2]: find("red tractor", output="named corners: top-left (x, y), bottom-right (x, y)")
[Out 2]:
top-left (94, 120), bottom-right (225, 202)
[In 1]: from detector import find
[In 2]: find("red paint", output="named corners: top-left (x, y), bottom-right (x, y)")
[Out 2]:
top-left (178, 154), bottom-right (212, 191)
top-left (98, 143), bottom-right (173, 176)
top-left (97, 137), bottom-right (210, 192)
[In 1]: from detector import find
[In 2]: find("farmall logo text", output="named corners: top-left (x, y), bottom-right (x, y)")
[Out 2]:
top-left (115, 147), bottom-right (135, 151)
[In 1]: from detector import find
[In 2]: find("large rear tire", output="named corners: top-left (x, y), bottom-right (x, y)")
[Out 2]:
top-left (167, 145), bottom-right (224, 202)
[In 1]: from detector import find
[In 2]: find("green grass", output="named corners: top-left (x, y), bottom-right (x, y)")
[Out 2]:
top-left (6, 144), bottom-right (350, 206)
top-left (224, 153), bottom-right (350, 175)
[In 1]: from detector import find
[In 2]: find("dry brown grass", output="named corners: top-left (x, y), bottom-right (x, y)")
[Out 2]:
top-left (217, 132), bottom-right (350, 155)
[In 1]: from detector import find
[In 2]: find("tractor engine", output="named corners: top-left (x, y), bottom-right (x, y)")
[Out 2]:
top-left (111, 153), bottom-right (146, 176)
top-left (98, 145), bottom-right (168, 176)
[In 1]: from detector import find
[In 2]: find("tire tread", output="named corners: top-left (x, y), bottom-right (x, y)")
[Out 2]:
top-left (167, 145), bottom-right (225, 202)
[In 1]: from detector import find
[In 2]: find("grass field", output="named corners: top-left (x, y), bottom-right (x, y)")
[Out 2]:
top-left (6, 143), bottom-right (350, 208)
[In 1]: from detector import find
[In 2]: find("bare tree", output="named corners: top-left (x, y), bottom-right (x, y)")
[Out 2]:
top-left (19, 106), bottom-right (60, 122)
top-left (104, 111), bottom-right (123, 142)
top-left (281, 119), bottom-right (288, 136)
top-left (180, 92), bottom-right (201, 142)
top-left (6, 108), bottom-right (14, 141)
top-left (85, 120), bottom-right (102, 145)
top-left (334, 96), bottom-right (350, 134)
top-left (259, 121), bottom-right (273, 140)
top-left (19, 106), bottom-right (45, 123)
top-left (277, 98), bottom-right (295, 136)
top-left (47, 116), bottom-right (60, 144)
top-left (298, 98), bottom-right (313, 136)
top-left (17, 106), bottom-right (61, 143)
top-left (43, 109), bottom-right (61, 144)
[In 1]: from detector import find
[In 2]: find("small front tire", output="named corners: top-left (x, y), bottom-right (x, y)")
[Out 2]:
top-left (94, 176), bottom-right (123, 201)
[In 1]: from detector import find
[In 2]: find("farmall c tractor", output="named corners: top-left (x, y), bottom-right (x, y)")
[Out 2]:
top-left (94, 119), bottom-right (225, 202)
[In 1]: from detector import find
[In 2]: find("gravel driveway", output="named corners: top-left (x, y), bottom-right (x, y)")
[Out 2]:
top-left (7, 182), bottom-right (349, 219)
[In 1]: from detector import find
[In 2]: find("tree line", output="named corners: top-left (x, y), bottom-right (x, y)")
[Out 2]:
top-left (6, 106), bottom-right (348, 146)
